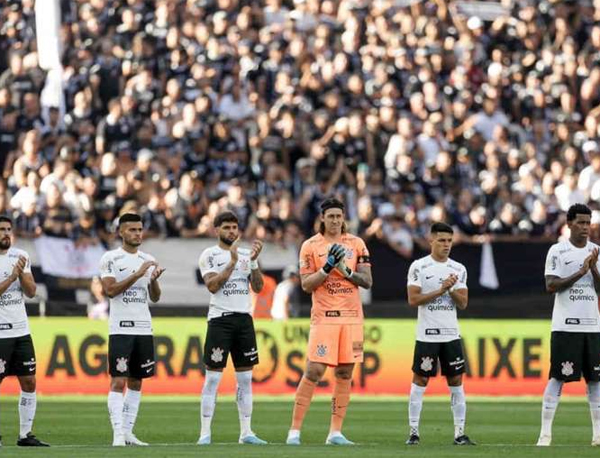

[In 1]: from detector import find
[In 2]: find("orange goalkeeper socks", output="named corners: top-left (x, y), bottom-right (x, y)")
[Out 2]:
top-left (329, 378), bottom-right (352, 433)
top-left (291, 377), bottom-right (317, 431)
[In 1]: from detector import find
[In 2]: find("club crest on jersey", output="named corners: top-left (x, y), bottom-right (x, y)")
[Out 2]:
top-left (0, 358), bottom-right (5, 375)
top-left (316, 344), bottom-right (327, 357)
top-left (345, 248), bottom-right (354, 259)
top-left (421, 356), bottom-right (434, 372)
top-left (561, 361), bottom-right (574, 377)
top-left (116, 357), bottom-right (128, 373)
top-left (211, 347), bottom-right (224, 363)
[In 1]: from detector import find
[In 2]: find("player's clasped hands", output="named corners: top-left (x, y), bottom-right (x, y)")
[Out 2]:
top-left (11, 256), bottom-right (26, 279)
top-left (250, 240), bottom-right (263, 261)
top-left (230, 238), bottom-right (241, 263)
top-left (582, 248), bottom-right (600, 274)
top-left (137, 261), bottom-right (157, 278)
top-left (441, 274), bottom-right (458, 293)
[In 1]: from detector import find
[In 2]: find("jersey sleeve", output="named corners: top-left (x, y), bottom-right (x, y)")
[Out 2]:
top-left (99, 253), bottom-right (114, 279)
top-left (355, 237), bottom-right (371, 266)
top-left (544, 245), bottom-right (562, 278)
top-left (299, 241), bottom-right (316, 275)
top-left (407, 261), bottom-right (421, 288)
top-left (198, 250), bottom-right (219, 277)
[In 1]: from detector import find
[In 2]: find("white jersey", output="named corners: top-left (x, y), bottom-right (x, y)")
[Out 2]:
top-left (198, 245), bottom-right (252, 320)
top-left (545, 240), bottom-right (600, 333)
top-left (0, 248), bottom-right (32, 338)
top-left (99, 247), bottom-right (156, 336)
top-left (407, 255), bottom-right (468, 343)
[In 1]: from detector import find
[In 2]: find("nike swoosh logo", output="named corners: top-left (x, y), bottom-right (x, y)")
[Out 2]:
top-left (146, 368), bottom-right (153, 373)
top-left (249, 356), bottom-right (258, 361)
top-left (119, 267), bottom-right (127, 272)
top-left (564, 261), bottom-right (574, 265)
top-left (28, 367), bottom-right (35, 372)
top-left (426, 276), bottom-right (434, 280)
top-left (217, 262), bottom-right (226, 267)
top-left (454, 366), bottom-right (463, 370)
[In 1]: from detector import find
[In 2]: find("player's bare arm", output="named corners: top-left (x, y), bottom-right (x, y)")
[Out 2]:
top-left (249, 240), bottom-right (264, 293)
top-left (204, 239), bottom-right (240, 294)
top-left (101, 260), bottom-right (157, 298)
top-left (407, 274), bottom-right (457, 307)
top-left (449, 288), bottom-right (468, 310)
top-left (19, 271), bottom-right (37, 298)
top-left (545, 258), bottom-right (591, 294)
top-left (345, 264), bottom-right (373, 289)
top-left (588, 248), bottom-right (600, 293)
top-left (148, 265), bottom-right (165, 302)
top-left (0, 256), bottom-right (26, 296)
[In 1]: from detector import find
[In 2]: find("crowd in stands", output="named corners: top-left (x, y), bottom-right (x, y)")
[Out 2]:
top-left (2, 0), bottom-right (600, 258)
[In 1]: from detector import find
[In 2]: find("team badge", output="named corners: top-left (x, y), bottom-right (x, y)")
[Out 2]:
top-left (211, 347), bottom-right (224, 363)
top-left (116, 357), bottom-right (128, 373)
top-left (420, 356), bottom-right (434, 372)
top-left (561, 361), bottom-right (574, 377)
top-left (0, 358), bottom-right (5, 375)
top-left (345, 248), bottom-right (354, 259)
top-left (316, 344), bottom-right (327, 357)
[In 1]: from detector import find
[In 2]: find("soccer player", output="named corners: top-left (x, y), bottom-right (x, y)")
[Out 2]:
top-left (0, 216), bottom-right (48, 447)
top-left (537, 203), bottom-right (600, 446)
top-left (405, 222), bottom-right (474, 446)
top-left (286, 197), bottom-right (372, 446)
top-left (197, 211), bottom-right (267, 445)
top-left (99, 213), bottom-right (165, 447)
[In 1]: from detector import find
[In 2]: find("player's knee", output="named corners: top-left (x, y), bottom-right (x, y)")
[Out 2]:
top-left (304, 366), bottom-right (325, 382)
top-left (334, 368), bottom-right (353, 380)
top-left (412, 374), bottom-right (429, 387)
top-left (127, 378), bottom-right (142, 391)
top-left (19, 376), bottom-right (35, 392)
top-left (110, 377), bottom-right (127, 392)
top-left (446, 375), bottom-right (462, 387)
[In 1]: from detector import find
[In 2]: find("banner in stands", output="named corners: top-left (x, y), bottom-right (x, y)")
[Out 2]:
top-left (34, 236), bottom-right (105, 279)
top-left (1, 318), bottom-right (588, 396)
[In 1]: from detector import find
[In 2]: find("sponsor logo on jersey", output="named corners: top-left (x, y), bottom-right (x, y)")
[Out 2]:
top-left (561, 361), bottom-right (574, 377)
top-left (116, 357), bottom-right (128, 373)
top-left (211, 347), bottom-right (224, 363)
top-left (325, 311), bottom-right (341, 317)
top-left (120, 321), bottom-right (135, 327)
top-left (565, 318), bottom-right (580, 325)
top-left (420, 356), bottom-right (434, 372)
top-left (0, 323), bottom-right (13, 330)
top-left (425, 328), bottom-right (441, 335)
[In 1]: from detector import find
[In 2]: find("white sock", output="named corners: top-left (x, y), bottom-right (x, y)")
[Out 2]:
top-left (236, 370), bottom-right (254, 438)
top-left (541, 378), bottom-right (563, 437)
top-left (587, 381), bottom-right (600, 437)
top-left (108, 391), bottom-right (124, 435)
top-left (449, 385), bottom-right (466, 438)
top-left (19, 391), bottom-right (36, 438)
top-left (200, 370), bottom-right (223, 438)
top-left (122, 389), bottom-right (142, 435)
top-left (409, 383), bottom-right (426, 436)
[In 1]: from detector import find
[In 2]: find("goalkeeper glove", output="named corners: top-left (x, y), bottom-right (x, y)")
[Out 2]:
top-left (322, 244), bottom-right (345, 274)
top-left (333, 245), bottom-right (352, 278)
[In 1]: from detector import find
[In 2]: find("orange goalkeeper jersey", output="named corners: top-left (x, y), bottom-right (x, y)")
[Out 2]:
top-left (299, 233), bottom-right (371, 325)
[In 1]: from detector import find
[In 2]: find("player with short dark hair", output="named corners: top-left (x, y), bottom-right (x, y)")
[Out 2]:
top-left (286, 197), bottom-right (372, 446)
top-left (99, 213), bottom-right (165, 446)
top-left (405, 222), bottom-right (474, 446)
top-left (537, 203), bottom-right (600, 446)
top-left (197, 210), bottom-right (267, 445)
top-left (0, 216), bottom-right (48, 447)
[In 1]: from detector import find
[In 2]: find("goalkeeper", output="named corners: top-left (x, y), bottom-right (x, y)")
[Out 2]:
top-left (286, 197), bottom-right (373, 445)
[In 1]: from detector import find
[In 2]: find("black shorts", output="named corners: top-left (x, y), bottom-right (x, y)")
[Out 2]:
top-left (0, 335), bottom-right (36, 378)
top-left (550, 331), bottom-right (600, 382)
top-left (108, 335), bottom-right (155, 378)
top-left (412, 339), bottom-right (465, 378)
top-left (204, 313), bottom-right (258, 369)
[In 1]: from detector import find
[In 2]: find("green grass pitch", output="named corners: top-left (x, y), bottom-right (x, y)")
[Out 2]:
top-left (0, 396), bottom-right (598, 457)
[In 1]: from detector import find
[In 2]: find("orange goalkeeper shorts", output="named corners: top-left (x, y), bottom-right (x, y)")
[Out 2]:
top-left (307, 323), bottom-right (364, 366)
